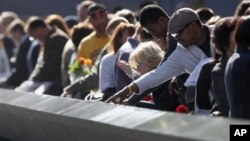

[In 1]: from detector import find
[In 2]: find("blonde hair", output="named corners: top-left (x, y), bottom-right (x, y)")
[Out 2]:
top-left (129, 41), bottom-right (163, 71)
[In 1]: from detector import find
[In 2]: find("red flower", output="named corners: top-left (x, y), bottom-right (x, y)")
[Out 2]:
top-left (77, 57), bottom-right (92, 66)
top-left (143, 95), bottom-right (153, 101)
top-left (176, 104), bottom-right (189, 113)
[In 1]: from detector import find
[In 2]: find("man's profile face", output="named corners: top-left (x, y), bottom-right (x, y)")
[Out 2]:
top-left (28, 28), bottom-right (39, 39)
top-left (174, 23), bottom-right (195, 48)
top-left (145, 19), bottom-right (167, 39)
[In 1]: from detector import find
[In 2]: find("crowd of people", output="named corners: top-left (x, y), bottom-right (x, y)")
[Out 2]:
top-left (1, 0), bottom-right (250, 120)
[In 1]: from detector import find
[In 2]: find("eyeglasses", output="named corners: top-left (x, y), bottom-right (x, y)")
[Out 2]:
top-left (171, 23), bottom-right (191, 37)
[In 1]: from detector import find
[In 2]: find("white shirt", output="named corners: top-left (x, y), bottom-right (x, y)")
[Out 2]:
top-left (99, 53), bottom-right (116, 92)
top-left (134, 44), bottom-right (207, 93)
top-left (184, 57), bottom-right (213, 87)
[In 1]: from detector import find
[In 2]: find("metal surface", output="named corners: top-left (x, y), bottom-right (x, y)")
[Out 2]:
top-left (0, 89), bottom-right (250, 141)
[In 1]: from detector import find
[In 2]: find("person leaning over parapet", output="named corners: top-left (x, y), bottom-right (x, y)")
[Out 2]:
top-left (114, 4), bottom-right (171, 93)
top-left (62, 3), bottom-right (110, 98)
top-left (110, 5), bottom-right (184, 111)
top-left (0, 19), bottom-right (32, 88)
top-left (0, 11), bottom-right (18, 63)
top-left (209, 17), bottom-right (238, 117)
top-left (15, 17), bottom-right (69, 96)
top-left (99, 23), bottom-right (136, 100)
top-left (225, 15), bottom-right (250, 120)
top-left (111, 25), bottom-right (153, 101)
top-left (107, 8), bottom-right (214, 105)
top-left (61, 1), bottom-right (95, 88)
top-left (61, 17), bottom-right (129, 99)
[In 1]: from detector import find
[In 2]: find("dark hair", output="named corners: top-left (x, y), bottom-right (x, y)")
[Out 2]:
top-left (138, 27), bottom-right (153, 41)
top-left (235, 16), bottom-right (250, 47)
top-left (71, 23), bottom-right (93, 49)
top-left (212, 17), bottom-right (238, 54)
top-left (25, 17), bottom-right (47, 32)
top-left (64, 15), bottom-right (79, 29)
top-left (87, 3), bottom-right (106, 15)
top-left (235, 0), bottom-right (250, 17)
top-left (196, 7), bottom-right (215, 23)
top-left (139, 4), bottom-right (168, 26)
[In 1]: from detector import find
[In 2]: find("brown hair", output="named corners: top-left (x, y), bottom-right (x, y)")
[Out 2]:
top-left (212, 17), bottom-right (238, 54)
top-left (45, 14), bottom-right (70, 35)
top-left (235, 15), bottom-right (250, 47)
top-left (70, 23), bottom-right (93, 49)
top-left (109, 23), bottom-right (135, 54)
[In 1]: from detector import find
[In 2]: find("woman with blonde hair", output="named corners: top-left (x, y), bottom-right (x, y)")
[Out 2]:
top-left (128, 41), bottom-right (163, 75)
top-left (117, 41), bottom-right (163, 78)
top-left (117, 41), bottom-right (164, 108)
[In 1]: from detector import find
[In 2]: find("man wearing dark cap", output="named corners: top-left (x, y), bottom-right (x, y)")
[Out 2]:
top-left (116, 4), bottom-right (185, 111)
top-left (169, 8), bottom-right (211, 58)
top-left (107, 8), bottom-right (213, 107)
top-left (77, 3), bottom-right (109, 64)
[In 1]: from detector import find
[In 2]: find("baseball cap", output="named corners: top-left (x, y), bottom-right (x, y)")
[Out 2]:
top-left (87, 3), bottom-right (106, 16)
top-left (168, 8), bottom-right (200, 36)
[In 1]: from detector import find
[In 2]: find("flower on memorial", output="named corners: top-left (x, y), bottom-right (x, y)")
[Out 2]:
top-left (68, 57), bottom-right (92, 76)
top-left (176, 104), bottom-right (189, 113)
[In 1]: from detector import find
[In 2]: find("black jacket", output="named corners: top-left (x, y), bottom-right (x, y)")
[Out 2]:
top-left (7, 35), bottom-right (32, 87)
top-left (225, 46), bottom-right (250, 119)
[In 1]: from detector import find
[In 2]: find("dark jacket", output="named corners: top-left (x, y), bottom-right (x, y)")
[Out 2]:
top-left (211, 54), bottom-right (229, 116)
top-left (6, 35), bottom-right (32, 87)
top-left (225, 46), bottom-right (250, 119)
top-left (114, 38), bottom-right (139, 91)
top-left (29, 28), bottom-right (68, 82)
top-left (26, 40), bottom-right (40, 74)
top-left (196, 61), bottom-right (216, 110)
top-left (29, 28), bottom-right (68, 94)
top-left (2, 35), bottom-right (15, 61)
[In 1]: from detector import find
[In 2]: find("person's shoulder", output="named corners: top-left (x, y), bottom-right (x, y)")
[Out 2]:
top-left (79, 32), bottom-right (96, 43)
top-left (211, 63), bottom-right (223, 77)
top-left (103, 53), bottom-right (115, 60)
top-left (102, 54), bottom-right (115, 65)
top-left (49, 28), bottom-right (68, 38)
top-left (204, 24), bottom-right (214, 33)
top-left (228, 53), bottom-right (240, 63)
top-left (174, 44), bottom-right (200, 54)
top-left (118, 41), bottom-right (132, 52)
